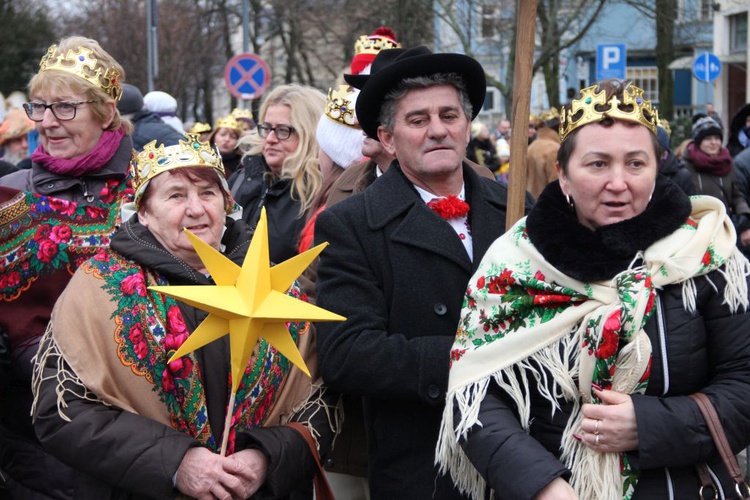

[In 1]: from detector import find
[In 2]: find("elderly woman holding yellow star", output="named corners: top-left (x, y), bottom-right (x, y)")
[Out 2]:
top-left (31, 135), bottom-right (340, 499)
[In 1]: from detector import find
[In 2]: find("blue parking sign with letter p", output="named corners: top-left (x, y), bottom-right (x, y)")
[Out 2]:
top-left (596, 44), bottom-right (627, 80)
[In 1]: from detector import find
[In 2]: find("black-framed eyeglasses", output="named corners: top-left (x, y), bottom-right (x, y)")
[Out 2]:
top-left (257, 123), bottom-right (296, 140)
top-left (22, 100), bottom-right (98, 122)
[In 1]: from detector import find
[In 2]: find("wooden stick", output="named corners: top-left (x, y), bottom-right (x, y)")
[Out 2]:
top-left (506, 0), bottom-right (538, 229)
top-left (220, 390), bottom-right (237, 456)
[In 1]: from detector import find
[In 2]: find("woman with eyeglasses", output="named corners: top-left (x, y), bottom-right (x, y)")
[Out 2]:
top-left (0, 36), bottom-right (133, 498)
top-left (229, 84), bottom-right (326, 264)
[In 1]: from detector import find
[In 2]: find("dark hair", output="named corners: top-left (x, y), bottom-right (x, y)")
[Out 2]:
top-left (139, 167), bottom-right (230, 211)
top-left (378, 73), bottom-right (473, 132)
top-left (557, 80), bottom-right (662, 173)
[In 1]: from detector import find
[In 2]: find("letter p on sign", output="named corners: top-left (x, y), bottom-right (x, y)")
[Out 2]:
top-left (596, 44), bottom-right (627, 80)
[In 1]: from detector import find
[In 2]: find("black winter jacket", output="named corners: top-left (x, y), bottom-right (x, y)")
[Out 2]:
top-left (228, 155), bottom-right (306, 264)
top-left (130, 110), bottom-right (184, 151)
top-left (33, 217), bottom-right (336, 499)
top-left (462, 179), bottom-right (750, 499)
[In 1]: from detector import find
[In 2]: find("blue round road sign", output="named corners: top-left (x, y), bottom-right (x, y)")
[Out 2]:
top-left (224, 53), bottom-right (271, 100)
top-left (693, 52), bottom-right (721, 83)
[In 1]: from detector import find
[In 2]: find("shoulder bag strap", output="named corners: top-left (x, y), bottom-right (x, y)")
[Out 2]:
top-left (690, 392), bottom-right (750, 499)
top-left (285, 421), bottom-right (335, 500)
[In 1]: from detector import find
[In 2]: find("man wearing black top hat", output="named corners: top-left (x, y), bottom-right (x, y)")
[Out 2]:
top-left (314, 47), bottom-right (530, 499)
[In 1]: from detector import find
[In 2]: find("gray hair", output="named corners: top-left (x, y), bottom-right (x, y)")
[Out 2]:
top-left (378, 73), bottom-right (473, 132)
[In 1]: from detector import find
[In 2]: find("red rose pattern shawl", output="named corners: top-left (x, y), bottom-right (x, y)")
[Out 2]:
top-left (436, 196), bottom-right (749, 500)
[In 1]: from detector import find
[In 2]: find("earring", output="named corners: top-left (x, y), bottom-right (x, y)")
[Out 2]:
top-left (566, 194), bottom-right (575, 210)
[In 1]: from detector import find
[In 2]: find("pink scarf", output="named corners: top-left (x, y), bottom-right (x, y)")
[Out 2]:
top-left (31, 128), bottom-right (126, 177)
top-left (687, 142), bottom-right (733, 177)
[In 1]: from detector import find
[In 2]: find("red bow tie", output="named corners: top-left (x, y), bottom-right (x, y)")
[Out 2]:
top-left (427, 195), bottom-right (470, 219)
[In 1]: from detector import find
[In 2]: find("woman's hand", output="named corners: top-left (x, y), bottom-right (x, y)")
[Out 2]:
top-left (533, 477), bottom-right (578, 499)
top-left (580, 388), bottom-right (639, 453)
top-left (228, 449), bottom-right (268, 498)
top-left (175, 447), bottom-right (267, 499)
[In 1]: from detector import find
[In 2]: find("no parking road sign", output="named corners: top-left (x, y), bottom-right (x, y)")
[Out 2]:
top-left (224, 53), bottom-right (270, 100)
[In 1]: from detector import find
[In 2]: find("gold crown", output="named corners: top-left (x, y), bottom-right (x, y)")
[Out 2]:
top-left (230, 107), bottom-right (254, 122)
top-left (324, 85), bottom-right (359, 128)
top-left (130, 134), bottom-right (226, 207)
top-left (354, 34), bottom-right (401, 56)
top-left (539, 107), bottom-right (560, 123)
top-left (213, 115), bottom-right (243, 134)
top-left (189, 122), bottom-right (212, 135)
top-left (39, 44), bottom-right (122, 101)
top-left (559, 84), bottom-right (659, 141)
top-left (658, 118), bottom-right (671, 137)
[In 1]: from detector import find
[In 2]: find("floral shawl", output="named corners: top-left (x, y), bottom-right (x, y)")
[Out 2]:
top-left (33, 247), bottom-right (316, 455)
top-left (0, 180), bottom-right (132, 357)
top-left (436, 195), bottom-right (749, 500)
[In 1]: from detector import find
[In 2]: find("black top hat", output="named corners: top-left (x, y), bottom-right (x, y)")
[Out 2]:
top-left (355, 46), bottom-right (486, 140)
top-left (344, 48), bottom-right (407, 89)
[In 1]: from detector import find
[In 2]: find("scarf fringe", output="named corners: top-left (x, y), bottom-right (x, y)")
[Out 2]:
top-left (287, 382), bottom-right (342, 454)
top-left (720, 248), bottom-right (750, 313)
top-left (436, 331), bottom-right (581, 500)
top-left (31, 323), bottom-right (108, 423)
top-left (679, 248), bottom-right (749, 314)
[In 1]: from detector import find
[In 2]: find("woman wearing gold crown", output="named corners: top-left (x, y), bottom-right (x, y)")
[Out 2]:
top-left (210, 114), bottom-right (244, 178)
top-left (0, 36), bottom-right (134, 497)
top-left (32, 136), bottom-right (338, 499)
top-left (436, 81), bottom-right (750, 499)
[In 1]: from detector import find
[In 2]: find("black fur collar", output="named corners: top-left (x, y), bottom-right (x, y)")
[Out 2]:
top-left (526, 176), bottom-right (691, 281)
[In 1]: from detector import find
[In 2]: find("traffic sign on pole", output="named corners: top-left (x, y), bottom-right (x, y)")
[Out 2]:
top-left (692, 52), bottom-right (721, 83)
top-left (224, 53), bottom-right (271, 100)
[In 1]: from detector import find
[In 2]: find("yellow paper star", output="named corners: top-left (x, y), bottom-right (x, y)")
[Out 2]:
top-left (150, 208), bottom-right (345, 393)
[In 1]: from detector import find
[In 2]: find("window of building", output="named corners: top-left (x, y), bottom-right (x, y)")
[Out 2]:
top-left (627, 67), bottom-right (659, 104)
top-left (699, 0), bottom-right (714, 21)
top-left (483, 87), bottom-right (501, 113)
top-left (730, 13), bottom-right (748, 53)
top-left (676, 0), bottom-right (713, 22)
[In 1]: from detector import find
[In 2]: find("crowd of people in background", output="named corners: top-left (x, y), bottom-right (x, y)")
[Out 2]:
top-left (1, 26), bottom-right (750, 500)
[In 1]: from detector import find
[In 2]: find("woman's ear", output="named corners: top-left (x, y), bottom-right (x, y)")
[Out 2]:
top-left (137, 206), bottom-right (150, 228)
top-left (555, 161), bottom-right (569, 195)
top-left (102, 101), bottom-right (116, 129)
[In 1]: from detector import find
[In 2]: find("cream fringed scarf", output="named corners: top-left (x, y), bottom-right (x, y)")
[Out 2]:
top-left (436, 196), bottom-right (749, 500)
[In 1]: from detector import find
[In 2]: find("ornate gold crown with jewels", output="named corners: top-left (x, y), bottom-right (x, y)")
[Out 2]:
top-left (324, 85), bottom-right (359, 128)
top-left (39, 44), bottom-right (123, 101)
top-left (354, 34), bottom-right (401, 56)
top-left (559, 84), bottom-right (659, 141)
top-left (130, 134), bottom-right (226, 206)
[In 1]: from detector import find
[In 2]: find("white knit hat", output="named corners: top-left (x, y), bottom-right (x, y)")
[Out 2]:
top-left (316, 85), bottom-right (365, 169)
top-left (144, 90), bottom-right (185, 133)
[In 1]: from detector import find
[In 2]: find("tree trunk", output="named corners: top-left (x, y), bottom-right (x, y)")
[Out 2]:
top-left (655, 0), bottom-right (676, 121)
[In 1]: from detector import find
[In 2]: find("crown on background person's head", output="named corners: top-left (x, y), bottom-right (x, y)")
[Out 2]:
top-left (559, 84), bottom-right (659, 141)
top-left (214, 115), bottom-right (243, 133)
top-left (130, 134), bottom-right (225, 200)
top-left (354, 29), bottom-right (401, 56)
top-left (324, 85), bottom-right (359, 128)
top-left (189, 122), bottom-right (212, 135)
top-left (230, 107), bottom-right (254, 121)
top-left (39, 44), bottom-right (123, 101)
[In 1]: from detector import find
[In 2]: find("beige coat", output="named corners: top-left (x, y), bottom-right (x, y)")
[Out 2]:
top-left (526, 126), bottom-right (561, 199)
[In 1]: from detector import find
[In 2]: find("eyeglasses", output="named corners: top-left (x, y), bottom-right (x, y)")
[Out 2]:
top-left (22, 100), bottom-right (98, 122)
top-left (257, 123), bottom-right (296, 140)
